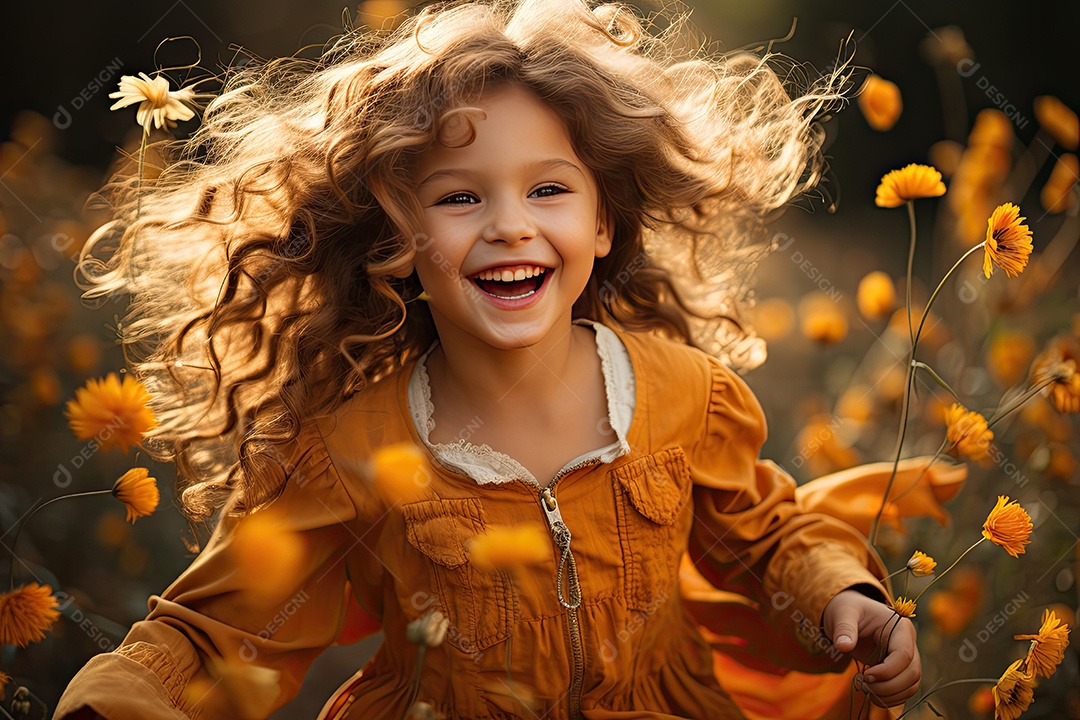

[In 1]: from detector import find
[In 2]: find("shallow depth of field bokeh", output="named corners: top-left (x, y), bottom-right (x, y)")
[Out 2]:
top-left (1, 0), bottom-right (1077, 718)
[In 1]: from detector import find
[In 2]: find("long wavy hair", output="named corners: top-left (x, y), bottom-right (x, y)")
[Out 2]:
top-left (80, 0), bottom-right (849, 523)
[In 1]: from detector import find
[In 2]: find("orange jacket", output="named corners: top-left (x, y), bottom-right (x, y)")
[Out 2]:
top-left (57, 328), bottom-right (925, 720)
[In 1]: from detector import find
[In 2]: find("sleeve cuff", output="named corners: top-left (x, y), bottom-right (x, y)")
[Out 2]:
top-left (55, 651), bottom-right (195, 720)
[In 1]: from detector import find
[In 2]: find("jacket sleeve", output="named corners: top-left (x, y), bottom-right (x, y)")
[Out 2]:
top-left (685, 357), bottom-right (889, 653)
top-left (55, 427), bottom-right (381, 720)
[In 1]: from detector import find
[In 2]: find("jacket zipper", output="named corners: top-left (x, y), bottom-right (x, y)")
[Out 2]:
top-left (538, 458), bottom-right (599, 720)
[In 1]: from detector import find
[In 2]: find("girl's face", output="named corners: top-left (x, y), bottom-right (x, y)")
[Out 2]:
top-left (411, 84), bottom-right (612, 351)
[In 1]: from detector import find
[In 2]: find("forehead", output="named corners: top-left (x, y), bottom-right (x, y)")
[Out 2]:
top-left (413, 85), bottom-right (581, 175)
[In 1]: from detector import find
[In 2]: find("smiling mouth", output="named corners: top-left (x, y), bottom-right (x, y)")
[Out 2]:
top-left (471, 266), bottom-right (550, 300)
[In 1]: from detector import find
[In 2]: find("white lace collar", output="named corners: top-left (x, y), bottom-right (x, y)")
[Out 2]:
top-left (406, 320), bottom-right (635, 487)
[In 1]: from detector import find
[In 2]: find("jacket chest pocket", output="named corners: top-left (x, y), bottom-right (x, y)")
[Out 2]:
top-left (401, 498), bottom-right (514, 655)
top-left (611, 448), bottom-right (692, 612)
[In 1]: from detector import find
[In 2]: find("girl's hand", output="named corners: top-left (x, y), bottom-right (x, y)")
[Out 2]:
top-left (822, 588), bottom-right (921, 707)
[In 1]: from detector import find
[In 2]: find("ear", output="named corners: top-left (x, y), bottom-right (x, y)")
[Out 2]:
top-left (594, 210), bottom-right (614, 259)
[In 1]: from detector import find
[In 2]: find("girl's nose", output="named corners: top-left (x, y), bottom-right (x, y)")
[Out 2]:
top-left (481, 199), bottom-right (537, 245)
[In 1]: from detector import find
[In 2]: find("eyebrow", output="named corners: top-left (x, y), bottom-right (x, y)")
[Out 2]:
top-left (415, 158), bottom-right (587, 189)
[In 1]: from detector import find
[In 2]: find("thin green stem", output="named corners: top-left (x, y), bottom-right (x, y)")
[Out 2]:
top-left (912, 537), bottom-right (985, 605)
top-left (905, 201), bottom-right (917, 347)
top-left (913, 242), bottom-right (985, 351)
top-left (988, 375), bottom-right (1060, 427)
top-left (7, 489), bottom-right (113, 590)
top-left (889, 441), bottom-right (947, 506)
top-left (896, 677), bottom-right (998, 719)
top-left (881, 566), bottom-right (911, 583)
top-left (872, 241), bottom-right (985, 547)
top-left (870, 367), bottom-right (914, 546)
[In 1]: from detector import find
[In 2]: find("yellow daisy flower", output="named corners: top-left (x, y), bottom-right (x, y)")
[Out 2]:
top-left (1033, 95), bottom-right (1079, 150)
top-left (992, 659), bottom-right (1035, 720)
top-left (891, 597), bottom-right (917, 618)
top-left (468, 524), bottom-right (550, 572)
top-left (944, 403), bottom-right (994, 462)
top-left (1014, 608), bottom-right (1070, 679)
top-left (370, 442), bottom-right (431, 505)
top-left (858, 75), bottom-right (903, 131)
top-left (982, 203), bottom-right (1033, 278)
top-left (906, 550), bottom-right (937, 577)
top-left (856, 271), bottom-right (897, 321)
top-left (112, 467), bottom-right (160, 523)
top-left (65, 373), bottom-right (158, 452)
top-left (1031, 335), bottom-right (1080, 414)
top-left (875, 164), bottom-right (946, 207)
top-left (0, 583), bottom-right (61, 648)
top-left (1040, 154), bottom-right (1078, 214)
top-left (982, 496), bottom-right (1032, 558)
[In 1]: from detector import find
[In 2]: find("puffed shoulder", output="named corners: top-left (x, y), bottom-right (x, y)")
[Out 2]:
top-left (214, 424), bottom-right (358, 537)
top-left (609, 329), bottom-right (771, 466)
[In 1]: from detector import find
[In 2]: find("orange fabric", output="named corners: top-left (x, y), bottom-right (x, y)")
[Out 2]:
top-left (54, 329), bottom-right (952, 720)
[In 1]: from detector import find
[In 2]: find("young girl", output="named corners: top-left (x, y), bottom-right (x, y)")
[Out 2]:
top-left (55, 0), bottom-right (942, 717)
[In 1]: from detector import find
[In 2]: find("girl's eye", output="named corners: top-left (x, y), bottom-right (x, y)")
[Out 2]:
top-left (436, 192), bottom-right (479, 206)
top-left (530, 184), bottom-right (568, 198)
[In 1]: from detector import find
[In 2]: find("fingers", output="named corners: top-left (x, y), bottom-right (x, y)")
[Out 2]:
top-left (862, 621), bottom-right (922, 707)
top-left (822, 594), bottom-right (862, 654)
top-left (862, 655), bottom-right (921, 706)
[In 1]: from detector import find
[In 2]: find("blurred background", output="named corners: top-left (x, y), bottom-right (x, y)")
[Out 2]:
top-left (1, 0), bottom-right (1077, 717)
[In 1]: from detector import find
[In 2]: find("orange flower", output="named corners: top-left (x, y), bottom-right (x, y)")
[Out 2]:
top-left (856, 271), bottom-right (896, 321)
top-left (1040, 154), bottom-right (1078, 214)
top-left (468, 524), bottom-right (550, 572)
top-left (891, 597), bottom-right (916, 618)
top-left (1034, 96), bottom-right (1079, 150)
top-left (751, 298), bottom-right (794, 342)
top-left (1045, 443), bottom-right (1076, 481)
top-left (358, 0), bottom-right (410, 30)
top-left (992, 659), bottom-right (1035, 720)
top-left (928, 140), bottom-right (964, 178)
top-left (858, 75), bottom-right (902, 131)
top-left (1031, 335), bottom-right (1080, 414)
top-left (982, 203), bottom-right (1033, 279)
top-left (967, 685), bottom-right (994, 714)
top-left (927, 567), bottom-right (983, 636)
top-left (906, 550), bottom-right (936, 577)
top-left (982, 496), bottom-right (1032, 558)
top-left (370, 443), bottom-right (431, 505)
top-left (112, 467), bottom-right (159, 523)
top-left (968, 109), bottom-right (1014, 152)
top-left (0, 583), bottom-right (61, 648)
top-left (875, 164), bottom-right (946, 207)
top-left (65, 373), bottom-right (158, 452)
top-left (0, 670), bottom-right (10, 697)
top-left (1014, 608), bottom-right (1070, 678)
top-left (944, 403), bottom-right (994, 462)
top-left (230, 509), bottom-right (304, 600)
top-left (798, 294), bottom-right (847, 345)
top-left (794, 414), bottom-right (860, 476)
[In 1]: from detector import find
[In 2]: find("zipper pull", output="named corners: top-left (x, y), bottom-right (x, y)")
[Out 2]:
top-left (540, 488), bottom-right (571, 549)
top-left (540, 487), bottom-right (581, 609)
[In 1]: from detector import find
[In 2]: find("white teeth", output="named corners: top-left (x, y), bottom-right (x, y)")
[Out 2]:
top-left (475, 265), bottom-right (546, 281)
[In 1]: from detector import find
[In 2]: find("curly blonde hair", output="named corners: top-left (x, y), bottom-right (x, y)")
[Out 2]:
top-left (80, 0), bottom-right (849, 522)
